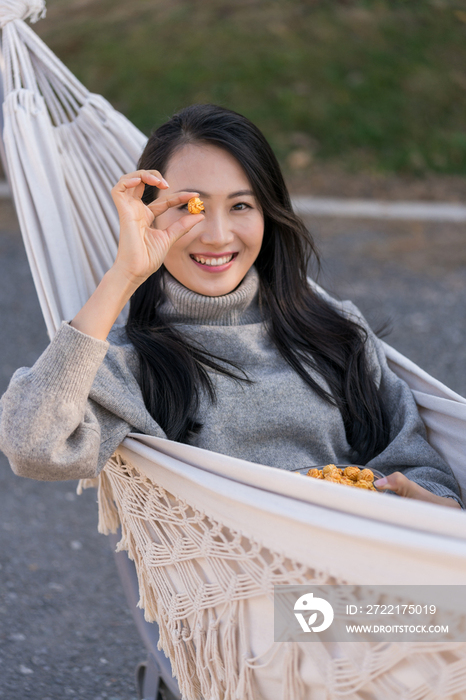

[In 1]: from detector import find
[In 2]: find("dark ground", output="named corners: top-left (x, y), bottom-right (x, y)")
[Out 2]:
top-left (0, 197), bottom-right (465, 700)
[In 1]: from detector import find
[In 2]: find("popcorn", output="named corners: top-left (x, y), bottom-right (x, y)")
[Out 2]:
top-left (187, 196), bottom-right (205, 214)
top-left (357, 468), bottom-right (375, 483)
top-left (307, 465), bottom-right (378, 491)
top-left (344, 466), bottom-right (360, 481)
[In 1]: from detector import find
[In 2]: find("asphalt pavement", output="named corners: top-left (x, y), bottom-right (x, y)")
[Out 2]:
top-left (0, 198), bottom-right (465, 700)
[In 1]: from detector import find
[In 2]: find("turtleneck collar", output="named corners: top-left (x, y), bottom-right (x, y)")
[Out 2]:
top-left (158, 267), bottom-right (263, 326)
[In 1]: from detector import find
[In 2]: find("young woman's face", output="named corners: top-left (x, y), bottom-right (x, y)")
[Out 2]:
top-left (155, 143), bottom-right (264, 296)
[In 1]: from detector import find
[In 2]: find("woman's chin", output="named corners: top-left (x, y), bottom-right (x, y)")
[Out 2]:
top-left (168, 268), bottom-right (247, 297)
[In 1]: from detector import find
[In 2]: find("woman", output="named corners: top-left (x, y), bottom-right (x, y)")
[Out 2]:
top-left (0, 104), bottom-right (461, 508)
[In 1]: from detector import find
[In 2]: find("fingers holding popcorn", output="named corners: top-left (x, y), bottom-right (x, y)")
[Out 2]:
top-left (111, 171), bottom-right (205, 282)
top-left (148, 191), bottom-right (204, 219)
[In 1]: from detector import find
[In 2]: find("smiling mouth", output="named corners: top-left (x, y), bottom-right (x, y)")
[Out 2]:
top-left (190, 253), bottom-right (237, 267)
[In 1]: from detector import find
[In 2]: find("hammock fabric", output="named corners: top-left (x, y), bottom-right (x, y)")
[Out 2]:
top-left (2, 2), bottom-right (466, 699)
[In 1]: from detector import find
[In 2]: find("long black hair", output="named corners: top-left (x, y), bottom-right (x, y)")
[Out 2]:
top-left (126, 104), bottom-right (390, 462)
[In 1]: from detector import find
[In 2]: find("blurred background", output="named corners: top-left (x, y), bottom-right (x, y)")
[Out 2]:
top-left (2, 1), bottom-right (466, 699)
top-left (36, 0), bottom-right (466, 196)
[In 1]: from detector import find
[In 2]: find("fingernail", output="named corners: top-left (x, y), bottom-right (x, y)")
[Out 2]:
top-left (162, 178), bottom-right (169, 187)
top-left (374, 477), bottom-right (388, 487)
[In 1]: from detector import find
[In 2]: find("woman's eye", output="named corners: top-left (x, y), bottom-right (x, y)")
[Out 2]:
top-left (232, 202), bottom-right (251, 211)
top-left (178, 203), bottom-right (189, 210)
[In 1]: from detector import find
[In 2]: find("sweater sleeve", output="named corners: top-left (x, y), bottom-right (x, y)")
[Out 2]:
top-left (0, 322), bottom-right (164, 482)
top-left (342, 301), bottom-right (464, 507)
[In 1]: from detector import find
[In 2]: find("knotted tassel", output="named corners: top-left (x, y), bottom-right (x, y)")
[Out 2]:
top-left (236, 656), bottom-right (255, 700)
top-left (172, 624), bottom-right (201, 700)
top-left (96, 469), bottom-right (120, 535)
top-left (76, 477), bottom-right (99, 494)
top-left (223, 602), bottom-right (240, 700)
top-left (192, 618), bottom-right (213, 700)
top-left (134, 561), bottom-right (160, 623)
top-left (204, 608), bottom-right (226, 698)
top-left (282, 642), bottom-right (305, 700)
top-left (235, 599), bottom-right (256, 700)
top-left (0, 0), bottom-right (46, 28)
top-left (157, 614), bottom-right (176, 672)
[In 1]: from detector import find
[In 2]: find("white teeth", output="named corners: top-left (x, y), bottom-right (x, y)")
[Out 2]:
top-left (193, 254), bottom-right (234, 266)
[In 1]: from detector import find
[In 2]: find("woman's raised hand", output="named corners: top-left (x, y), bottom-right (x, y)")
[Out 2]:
top-left (111, 170), bottom-right (204, 284)
top-left (71, 170), bottom-right (204, 341)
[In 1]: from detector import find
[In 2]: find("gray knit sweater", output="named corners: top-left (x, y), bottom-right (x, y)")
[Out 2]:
top-left (0, 268), bottom-right (462, 505)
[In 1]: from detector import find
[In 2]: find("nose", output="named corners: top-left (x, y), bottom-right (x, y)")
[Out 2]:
top-left (197, 208), bottom-right (235, 248)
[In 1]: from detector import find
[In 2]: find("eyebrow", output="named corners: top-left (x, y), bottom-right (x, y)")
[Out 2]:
top-left (174, 189), bottom-right (255, 199)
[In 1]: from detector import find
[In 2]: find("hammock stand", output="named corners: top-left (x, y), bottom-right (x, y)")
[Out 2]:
top-left (2, 3), bottom-right (466, 699)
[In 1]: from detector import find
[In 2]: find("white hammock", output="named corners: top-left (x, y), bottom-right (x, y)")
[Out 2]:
top-left (2, 3), bottom-right (466, 699)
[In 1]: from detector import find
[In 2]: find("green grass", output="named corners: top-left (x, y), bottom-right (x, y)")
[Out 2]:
top-left (37, 0), bottom-right (466, 176)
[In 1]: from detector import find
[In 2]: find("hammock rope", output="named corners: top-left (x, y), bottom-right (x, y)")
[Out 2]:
top-left (2, 3), bottom-right (466, 698)
top-left (1, 2), bottom-right (146, 333)
top-left (0, 0), bottom-right (45, 29)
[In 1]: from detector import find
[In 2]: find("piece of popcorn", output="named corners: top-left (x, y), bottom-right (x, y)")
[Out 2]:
top-left (187, 196), bottom-right (205, 214)
top-left (356, 480), bottom-right (371, 489)
top-left (344, 466), bottom-right (360, 481)
top-left (322, 464), bottom-right (336, 475)
top-left (357, 468), bottom-right (375, 483)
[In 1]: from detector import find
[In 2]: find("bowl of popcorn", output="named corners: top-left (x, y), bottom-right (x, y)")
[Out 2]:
top-left (295, 464), bottom-right (385, 492)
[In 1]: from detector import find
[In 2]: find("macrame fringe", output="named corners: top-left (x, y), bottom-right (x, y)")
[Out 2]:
top-left (77, 470), bottom-right (120, 536)
top-left (204, 609), bottom-right (226, 698)
top-left (223, 601), bottom-right (240, 699)
top-left (76, 476), bottom-right (99, 494)
top-left (174, 624), bottom-right (202, 700)
top-left (82, 454), bottom-right (466, 700)
top-left (158, 610), bottom-right (176, 662)
top-left (193, 618), bottom-right (214, 699)
top-left (96, 469), bottom-right (120, 535)
top-left (236, 599), bottom-right (256, 700)
top-left (93, 456), bottom-right (307, 700)
top-left (236, 658), bottom-right (256, 700)
top-left (76, 469), bottom-right (120, 535)
top-left (282, 642), bottom-right (305, 700)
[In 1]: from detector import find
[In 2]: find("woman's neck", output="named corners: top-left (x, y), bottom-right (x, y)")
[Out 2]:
top-left (158, 267), bottom-right (262, 326)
